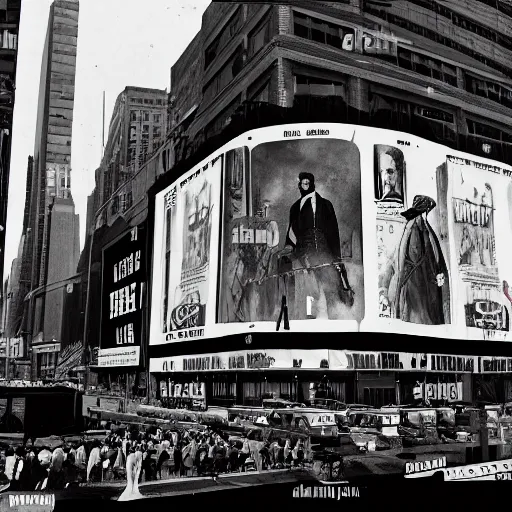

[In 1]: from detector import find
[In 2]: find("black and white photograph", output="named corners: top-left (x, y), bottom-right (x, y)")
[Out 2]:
top-left (0, 0), bottom-right (510, 508)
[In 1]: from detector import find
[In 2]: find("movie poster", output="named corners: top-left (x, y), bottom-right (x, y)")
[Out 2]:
top-left (218, 138), bottom-right (364, 326)
top-left (376, 144), bottom-right (451, 325)
top-left (441, 157), bottom-right (509, 333)
top-left (156, 157), bottom-right (221, 341)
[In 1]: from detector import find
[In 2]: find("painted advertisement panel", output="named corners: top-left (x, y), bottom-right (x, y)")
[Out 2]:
top-left (218, 139), bottom-right (364, 326)
top-left (149, 124), bottom-right (512, 347)
top-left (150, 156), bottom-right (222, 346)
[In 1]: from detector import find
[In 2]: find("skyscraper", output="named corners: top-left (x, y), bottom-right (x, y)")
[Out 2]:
top-left (16, 0), bottom-right (80, 378)
top-left (0, 0), bottom-right (21, 284)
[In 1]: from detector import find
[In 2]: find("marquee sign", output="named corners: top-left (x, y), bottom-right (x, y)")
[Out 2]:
top-left (99, 226), bottom-right (145, 367)
top-left (150, 349), bottom-right (483, 374)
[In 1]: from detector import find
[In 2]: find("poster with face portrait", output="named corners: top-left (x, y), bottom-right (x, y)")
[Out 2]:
top-left (218, 138), bottom-right (364, 326)
top-left (375, 144), bottom-right (451, 325)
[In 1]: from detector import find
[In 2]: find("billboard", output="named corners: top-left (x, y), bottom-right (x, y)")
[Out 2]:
top-left (99, 225), bottom-right (145, 367)
top-left (151, 156), bottom-right (222, 345)
top-left (149, 124), bottom-right (512, 348)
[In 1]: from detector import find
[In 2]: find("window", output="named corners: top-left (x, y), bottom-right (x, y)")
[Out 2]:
top-left (465, 74), bottom-right (512, 110)
top-left (467, 120), bottom-right (503, 141)
top-left (293, 11), bottom-right (355, 51)
top-left (136, 98), bottom-right (143, 104)
top-left (364, 7), bottom-right (512, 76)
top-left (204, 95), bottom-right (241, 139)
top-left (143, 111), bottom-right (150, 122)
top-left (204, 6), bottom-right (242, 69)
top-left (398, 49), bottom-right (457, 86)
top-left (203, 45), bottom-right (244, 104)
top-left (142, 125), bottom-right (149, 138)
top-left (249, 12), bottom-right (272, 57)
top-left (130, 111), bottom-right (137, 122)
top-left (294, 74), bottom-right (345, 97)
top-left (153, 113), bottom-right (161, 123)
top-left (153, 126), bottom-right (161, 138)
top-left (250, 81), bottom-right (270, 102)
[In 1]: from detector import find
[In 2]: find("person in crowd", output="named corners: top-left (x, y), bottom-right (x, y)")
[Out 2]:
top-left (86, 440), bottom-right (102, 482)
top-left (228, 440), bottom-right (239, 473)
top-left (156, 440), bottom-right (173, 480)
top-left (5, 447), bottom-right (24, 490)
top-left (173, 441), bottom-right (182, 478)
top-left (212, 437), bottom-right (226, 474)
top-left (47, 447), bottom-right (66, 490)
top-left (62, 450), bottom-right (78, 487)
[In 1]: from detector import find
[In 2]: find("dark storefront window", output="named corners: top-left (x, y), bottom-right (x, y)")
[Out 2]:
top-left (37, 351), bottom-right (58, 380)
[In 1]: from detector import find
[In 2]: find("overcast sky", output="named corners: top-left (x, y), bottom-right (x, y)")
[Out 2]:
top-left (4, 0), bottom-right (211, 278)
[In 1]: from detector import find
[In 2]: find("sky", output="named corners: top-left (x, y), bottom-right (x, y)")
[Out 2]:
top-left (4, 0), bottom-right (212, 278)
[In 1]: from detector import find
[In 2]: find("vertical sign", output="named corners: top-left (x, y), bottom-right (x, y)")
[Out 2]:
top-left (99, 226), bottom-right (145, 367)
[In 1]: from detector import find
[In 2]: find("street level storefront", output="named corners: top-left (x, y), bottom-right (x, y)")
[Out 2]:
top-left (149, 350), bottom-right (484, 408)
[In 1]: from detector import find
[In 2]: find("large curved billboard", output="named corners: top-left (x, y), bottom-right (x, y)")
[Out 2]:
top-left (149, 124), bottom-right (512, 346)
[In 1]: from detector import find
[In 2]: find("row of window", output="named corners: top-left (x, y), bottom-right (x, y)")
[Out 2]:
top-left (365, 7), bottom-right (512, 76)
top-left (130, 124), bottom-right (161, 138)
top-left (130, 97), bottom-right (165, 106)
top-left (476, 0), bottom-right (512, 18)
top-left (294, 11), bottom-right (355, 52)
top-left (404, 0), bottom-right (512, 52)
top-left (465, 74), bottom-right (512, 111)
top-left (111, 192), bottom-right (133, 216)
top-left (292, 11), bottom-right (512, 112)
top-left (130, 111), bottom-right (162, 123)
top-left (397, 48), bottom-right (457, 87)
top-left (205, 6), bottom-right (243, 69)
top-left (203, 45), bottom-right (244, 105)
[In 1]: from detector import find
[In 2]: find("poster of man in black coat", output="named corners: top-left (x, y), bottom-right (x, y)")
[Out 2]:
top-left (279, 172), bottom-right (354, 318)
top-left (219, 138), bottom-right (364, 324)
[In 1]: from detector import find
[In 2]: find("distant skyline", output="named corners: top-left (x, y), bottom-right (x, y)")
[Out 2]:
top-left (4, 0), bottom-right (211, 280)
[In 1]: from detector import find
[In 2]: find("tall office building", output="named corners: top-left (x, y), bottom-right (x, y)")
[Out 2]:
top-left (0, 0), bottom-right (21, 284)
top-left (18, 0), bottom-right (80, 377)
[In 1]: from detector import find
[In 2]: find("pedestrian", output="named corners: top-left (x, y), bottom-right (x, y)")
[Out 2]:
top-left (86, 440), bottom-right (102, 482)
top-left (47, 447), bottom-right (66, 490)
top-left (173, 441), bottom-right (182, 478)
top-left (6, 447), bottom-right (24, 491)
top-left (228, 441), bottom-right (239, 473)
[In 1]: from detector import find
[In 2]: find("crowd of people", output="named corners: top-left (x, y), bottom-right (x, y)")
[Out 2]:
top-left (0, 423), bottom-right (308, 491)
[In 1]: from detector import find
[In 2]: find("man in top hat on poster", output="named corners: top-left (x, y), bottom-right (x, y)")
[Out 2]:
top-left (279, 172), bottom-right (353, 317)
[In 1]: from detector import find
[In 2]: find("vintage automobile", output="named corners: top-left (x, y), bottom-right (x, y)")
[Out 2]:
top-left (383, 406), bottom-right (439, 446)
top-left (255, 408), bottom-right (339, 446)
top-left (333, 403), bottom-right (375, 428)
top-left (485, 404), bottom-right (502, 438)
top-left (436, 407), bottom-right (457, 439)
top-left (450, 404), bottom-right (481, 442)
top-left (338, 409), bottom-right (402, 452)
top-left (306, 398), bottom-right (347, 411)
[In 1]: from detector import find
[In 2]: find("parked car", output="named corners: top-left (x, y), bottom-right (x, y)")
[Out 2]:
top-left (338, 409), bottom-right (402, 452)
top-left (256, 408), bottom-right (339, 446)
top-left (383, 406), bottom-right (439, 446)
